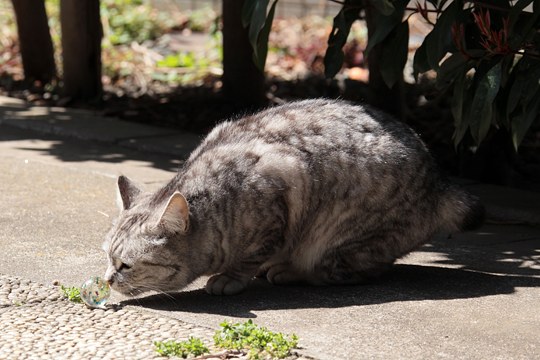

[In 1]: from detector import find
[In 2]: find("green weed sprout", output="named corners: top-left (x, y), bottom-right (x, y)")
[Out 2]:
top-left (153, 337), bottom-right (209, 358)
top-left (213, 319), bottom-right (299, 359)
top-left (60, 285), bottom-right (82, 303)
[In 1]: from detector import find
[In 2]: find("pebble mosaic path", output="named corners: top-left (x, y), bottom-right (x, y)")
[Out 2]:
top-left (1, 274), bottom-right (300, 360)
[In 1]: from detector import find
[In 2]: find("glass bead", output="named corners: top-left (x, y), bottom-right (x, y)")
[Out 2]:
top-left (80, 276), bottom-right (110, 308)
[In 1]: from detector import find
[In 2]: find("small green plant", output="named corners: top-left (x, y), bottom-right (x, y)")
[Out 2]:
top-left (60, 285), bottom-right (82, 303)
top-left (153, 337), bottom-right (209, 358)
top-left (157, 52), bottom-right (198, 69)
top-left (213, 319), bottom-right (299, 359)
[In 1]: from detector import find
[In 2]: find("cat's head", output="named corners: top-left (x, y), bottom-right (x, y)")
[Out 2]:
top-left (102, 176), bottom-right (193, 296)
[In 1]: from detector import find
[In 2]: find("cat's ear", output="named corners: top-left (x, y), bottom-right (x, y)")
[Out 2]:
top-left (158, 191), bottom-right (189, 234)
top-left (117, 175), bottom-right (141, 210)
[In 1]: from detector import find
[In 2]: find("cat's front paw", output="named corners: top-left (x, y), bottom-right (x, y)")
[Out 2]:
top-left (205, 274), bottom-right (247, 295)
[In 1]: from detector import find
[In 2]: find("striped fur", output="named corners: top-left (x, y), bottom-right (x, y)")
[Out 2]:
top-left (102, 99), bottom-right (484, 296)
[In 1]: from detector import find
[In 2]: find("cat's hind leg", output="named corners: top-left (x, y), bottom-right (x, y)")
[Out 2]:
top-left (268, 239), bottom-right (400, 286)
top-left (313, 251), bottom-right (394, 285)
top-left (266, 256), bottom-right (392, 286)
top-left (307, 237), bottom-right (410, 285)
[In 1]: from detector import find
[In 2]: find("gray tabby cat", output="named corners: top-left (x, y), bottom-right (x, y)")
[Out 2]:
top-left (103, 99), bottom-right (484, 296)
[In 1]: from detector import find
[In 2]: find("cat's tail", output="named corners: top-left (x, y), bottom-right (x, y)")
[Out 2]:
top-left (438, 184), bottom-right (485, 232)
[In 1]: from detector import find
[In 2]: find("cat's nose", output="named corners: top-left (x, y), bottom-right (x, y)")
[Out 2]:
top-left (103, 273), bottom-right (114, 287)
top-left (104, 266), bottom-right (115, 286)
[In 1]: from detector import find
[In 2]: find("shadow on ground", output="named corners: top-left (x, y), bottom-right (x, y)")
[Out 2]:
top-left (423, 226), bottom-right (540, 277)
top-left (0, 124), bottom-right (183, 173)
top-left (122, 263), bottom-right (540, 318)
top-left (122, 227), bottom-right (540, 317)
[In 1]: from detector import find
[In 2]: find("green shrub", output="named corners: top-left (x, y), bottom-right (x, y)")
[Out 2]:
top-left (101, 0), bottom-right (171, 45)
top-left (245, 0), bottom-right (540, 150)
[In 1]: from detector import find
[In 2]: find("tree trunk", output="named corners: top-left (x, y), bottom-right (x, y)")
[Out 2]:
top-left (60, 0), bottom-right (103, 101)
top-left (364, 5), bottom-right (404, 120)
top-left (11, 0), bottom-right (56, 83)
top-left (222, 0), bottom-right (267, 110)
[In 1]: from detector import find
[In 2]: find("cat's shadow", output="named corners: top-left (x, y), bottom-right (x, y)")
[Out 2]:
top-left (121, 264), bottom-right (540, 317)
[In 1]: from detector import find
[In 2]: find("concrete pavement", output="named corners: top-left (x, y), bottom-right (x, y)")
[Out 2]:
top-left (0, 95), bottom-right (539, 359)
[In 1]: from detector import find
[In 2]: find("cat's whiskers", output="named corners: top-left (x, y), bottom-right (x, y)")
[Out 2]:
top-left (121, 285), bottom-right (144, 307)
top-left (138, 284), bottom-right (180, 306)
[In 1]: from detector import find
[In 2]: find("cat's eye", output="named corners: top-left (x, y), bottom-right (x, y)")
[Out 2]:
top-left (113, 258), bottom-right (132, 272)
top-left (118, 262), bottom-right (132, 271)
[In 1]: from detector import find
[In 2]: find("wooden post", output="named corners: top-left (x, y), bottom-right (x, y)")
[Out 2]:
top-left (11, 0), bottom-right (56, 83)
top-left (60, 0), bottom-right (103, 101)
top-left (222, 0), bottom-right (267, 110)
